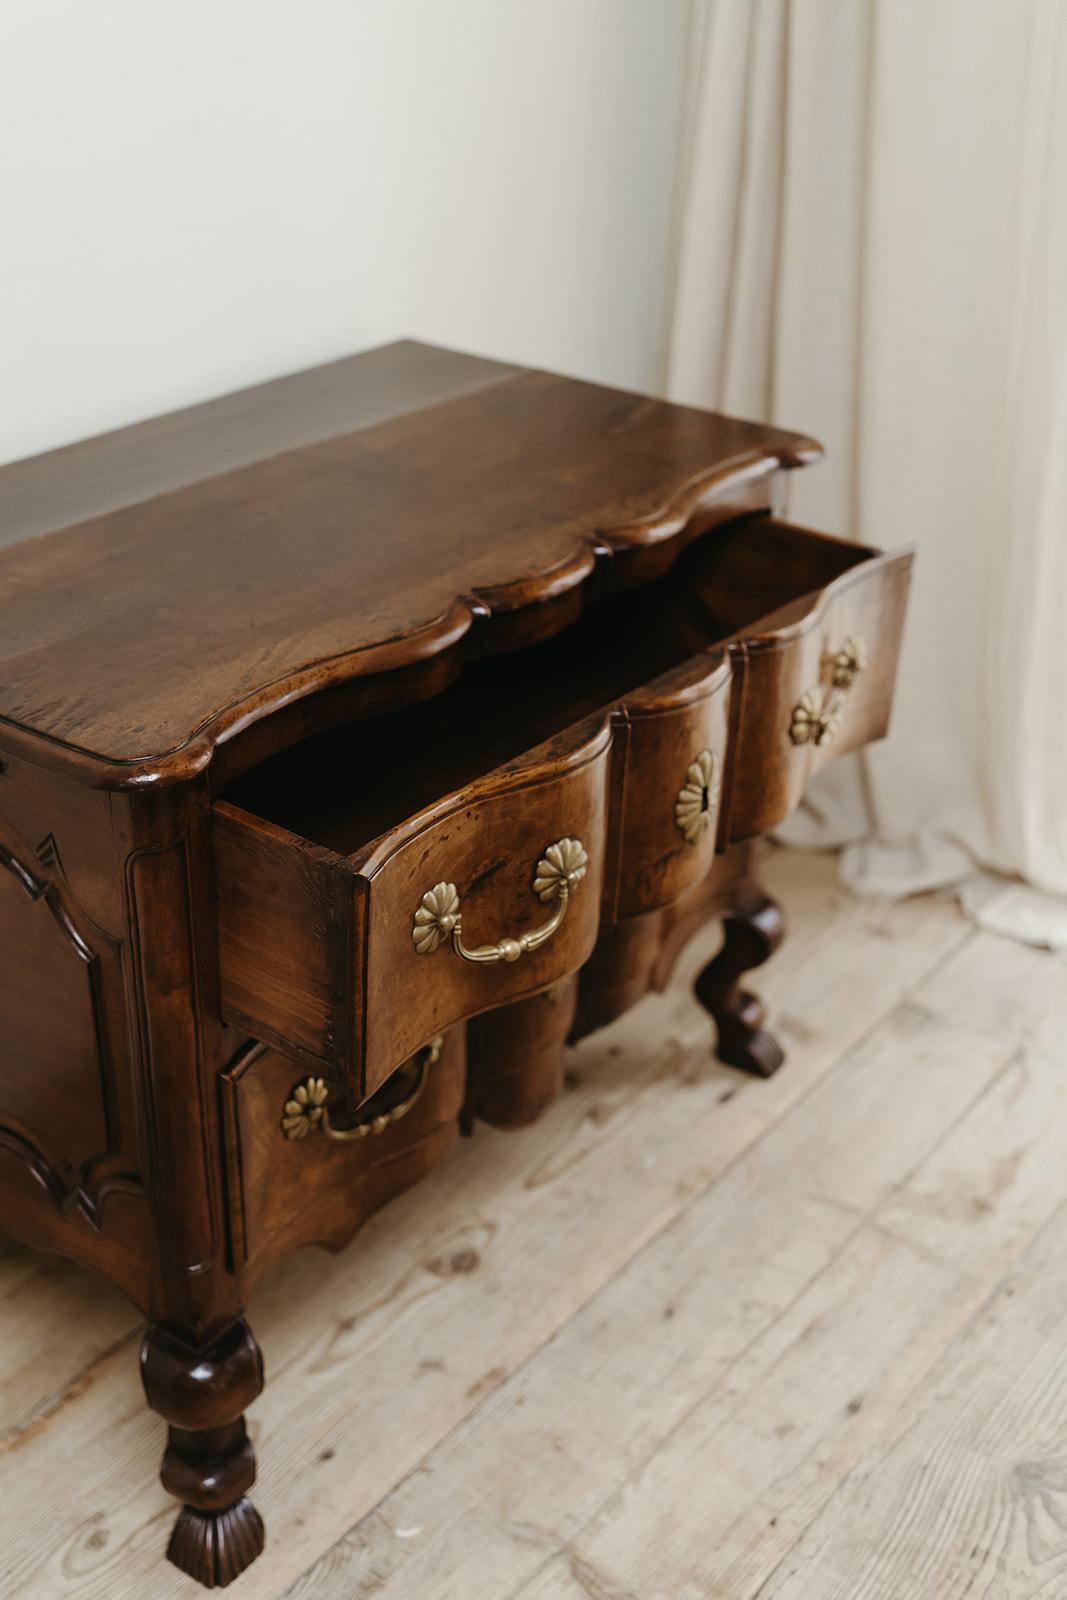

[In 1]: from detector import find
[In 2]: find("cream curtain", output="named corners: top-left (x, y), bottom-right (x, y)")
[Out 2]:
top-left (666, 0), bottom-right (1067, 944)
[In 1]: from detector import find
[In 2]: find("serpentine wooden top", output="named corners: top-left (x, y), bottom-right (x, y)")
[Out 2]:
top-left (0, 340), bottom-right (819, 786)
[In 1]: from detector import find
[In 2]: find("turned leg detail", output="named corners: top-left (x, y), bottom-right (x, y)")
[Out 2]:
top-left (141, 1317), bottom-right (265, 1588)
top-left (694, 892), bottom-right (785, 1078)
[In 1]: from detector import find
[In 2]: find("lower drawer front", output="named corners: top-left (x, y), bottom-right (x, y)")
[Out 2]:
top-left (725, 534), bottom-right (913, 841)
top-left (220, 1029), bottom-right (465, 1289)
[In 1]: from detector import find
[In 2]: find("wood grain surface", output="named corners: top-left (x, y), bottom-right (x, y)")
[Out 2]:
top-left (5, 850), bottom-right (1062, 1599)
top-left (0, 344), bottom-right (818, 783)
top-left (211, 510), bottom-right (909, 1097)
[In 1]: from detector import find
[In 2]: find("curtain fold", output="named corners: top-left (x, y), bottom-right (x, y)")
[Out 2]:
top-left (667, 0), bottom-right (1067, 940)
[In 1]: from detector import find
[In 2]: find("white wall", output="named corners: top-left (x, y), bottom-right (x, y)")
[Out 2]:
top-left (0, 1), bottom-right (692, 464)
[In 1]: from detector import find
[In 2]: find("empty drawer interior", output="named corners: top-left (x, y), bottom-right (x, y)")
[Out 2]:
top-left (220, 513), bottom-right (871, 857)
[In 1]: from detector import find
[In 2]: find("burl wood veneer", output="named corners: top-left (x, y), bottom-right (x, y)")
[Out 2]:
top-left (0, 341), bottom-right (912, 1587)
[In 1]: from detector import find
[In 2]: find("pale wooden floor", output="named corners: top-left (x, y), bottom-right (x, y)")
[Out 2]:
top-left (3, 847), bottom-right (1067, 1599)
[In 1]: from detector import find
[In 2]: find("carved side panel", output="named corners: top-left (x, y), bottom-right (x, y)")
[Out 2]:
top-left (0, 832), bottom-right (115, 1208)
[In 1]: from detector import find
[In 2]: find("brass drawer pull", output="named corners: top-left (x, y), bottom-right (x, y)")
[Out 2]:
top-left (788, 634), bottom-right (867, 747)
top-left (282, 1036), bottom-right (442, 1142)
top-left (412, 837), bottom-right (588, 965)
top-left (674, 749), bottom-right (721, 844)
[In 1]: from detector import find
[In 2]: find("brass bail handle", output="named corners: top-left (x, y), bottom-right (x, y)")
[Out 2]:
top-left (411, 837), bottom-right (589, 966)
top-left (282, 1035), bottom-right (443, 1143)
top-left (789, 634), bottom-right (867, 747)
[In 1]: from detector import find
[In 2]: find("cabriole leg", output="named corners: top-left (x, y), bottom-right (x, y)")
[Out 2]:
top-left (140, 1317), bottom-right (265, 1588)
top-left (694, 891), bottom-right (785, 1078)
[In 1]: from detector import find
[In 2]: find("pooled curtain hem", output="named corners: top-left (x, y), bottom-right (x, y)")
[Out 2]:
top-left (776, 823), bottom-right (1067, 954)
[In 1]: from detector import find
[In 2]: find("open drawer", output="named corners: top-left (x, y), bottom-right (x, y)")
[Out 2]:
top-left (215, 719), bottom-right (611, 1101)
top-left (712, 518), bottom-right (914, 841)
top-left (214, 511), bottom-right (911, 1099)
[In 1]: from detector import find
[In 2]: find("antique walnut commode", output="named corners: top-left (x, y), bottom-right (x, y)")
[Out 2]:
top-left (0, 342), bottom-right (912, 1587)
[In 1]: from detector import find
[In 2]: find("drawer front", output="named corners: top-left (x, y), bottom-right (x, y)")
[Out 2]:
top-left (609, 654), bottom-right (732, 921)
top-left (360, 726), bottom-right (610, 1094)
top-left (220, 1028), bottom-right (465, 1289)
top-left (215, 722), bottom-right (611, 1098)
top-left (724, 539), bottom-right (913, 842)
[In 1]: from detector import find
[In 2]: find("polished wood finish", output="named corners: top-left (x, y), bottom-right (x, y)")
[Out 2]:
top-left (466, 979), bottom-right (579, 1130)
top-left (0, 342), bottom-right (911, 1586)
top-left (719, 524), bottom-right (913, 842)
top-left (0, 341), bottom-right (523, 552)
top-left (220, 1031), bottom-right (465, 1292)
top-left (694, 892), bottom-right (787, 1077)
top-left (140, 1317), bottom-right (265, 1587)
top-left (216, 721), bottom-right (611, 1098)
top-left (571, 839), bottom-right (762, 1042)
top-left (609, 654), bottom-right (731, 921)
top-left (0, 349), bottom-right (817, 786)
top-left (212, 512), bottom-right (908, 1101)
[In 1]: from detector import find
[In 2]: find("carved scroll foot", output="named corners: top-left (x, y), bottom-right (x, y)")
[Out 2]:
top-left (694, 892), bottom-right (785, 1078)
top-left (141, 1318), bottom-right (265, 1588)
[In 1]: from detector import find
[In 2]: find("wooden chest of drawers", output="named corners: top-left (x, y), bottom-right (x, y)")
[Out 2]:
top-left (0, 341), bottom-right (912, 1587)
